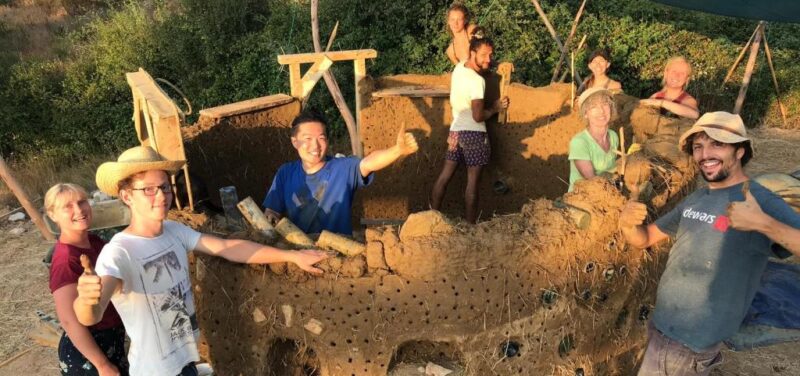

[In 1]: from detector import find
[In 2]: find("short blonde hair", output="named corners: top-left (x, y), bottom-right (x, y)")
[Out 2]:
top-left (579, 91), bottom-right (617, 123)
top-left (662, 56), bottom-right (692, 90)
top-left (44, 183), bottom-right (88, 216)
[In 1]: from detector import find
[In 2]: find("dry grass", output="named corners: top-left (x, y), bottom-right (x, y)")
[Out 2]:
top-left (0, 153), bottom-right (112, 209)
top-left (745, 127), bottom-right (800, 177)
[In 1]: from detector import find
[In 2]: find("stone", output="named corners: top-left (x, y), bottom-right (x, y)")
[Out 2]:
top-left (304, 318), bottom-right (323, 335)
top-left (425, 362), bottom-right (453, 376)
top-left (252, 307), bottom-right (267, 323)
top-left (8, 212), bottom-right (26, 222)
top-left (281, 304), bottom-right (293, 327)
top-left (9, 227), bottom-right (26, 236)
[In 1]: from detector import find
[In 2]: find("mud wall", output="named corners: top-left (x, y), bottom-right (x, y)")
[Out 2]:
top-left (182, 100), bottom-right (301, 206)
top-left (358, 74), bottom-right (637, 221)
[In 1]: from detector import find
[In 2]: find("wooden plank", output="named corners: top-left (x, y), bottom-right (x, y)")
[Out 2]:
top-left (277, 49), bottom-right (377, 65)
top-left (0, 155), bottom-right (55, 241)
top-left (199, 94), bottom-right (295, 119)
top-left (125, 69), bottom-right (179, 120)
top-left (301, 56), bottom-right (333, 99)
top-left (498, 62), bottom-right (514, 124)
top-left (371, 86), bottom-right (450, 98)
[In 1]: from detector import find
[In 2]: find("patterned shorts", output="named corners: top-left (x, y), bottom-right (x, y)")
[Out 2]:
top-left (58, 326), bottom-right (128, 375)
top-left (445, 131), bottom-right (490, 167)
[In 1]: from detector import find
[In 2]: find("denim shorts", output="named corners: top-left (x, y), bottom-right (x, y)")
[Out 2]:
top-left (638, 321), bottom-right (723, 376)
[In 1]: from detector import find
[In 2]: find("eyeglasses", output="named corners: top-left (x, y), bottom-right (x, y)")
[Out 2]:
top-left (130, 184), bottom-right (173, 196)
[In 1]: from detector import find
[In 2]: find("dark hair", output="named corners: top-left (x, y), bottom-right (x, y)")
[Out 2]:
top-left (587, 48), bottom-right (611, 64)
top-left (681, 132), bottom-right (753, 167)
top-left (291, 109), bottom-right (328, 137)
top-left (468, 27), bottom-right (494, 52)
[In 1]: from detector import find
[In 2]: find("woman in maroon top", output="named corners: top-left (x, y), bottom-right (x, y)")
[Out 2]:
top-left (46, 183), bottom-right (128, 376)
top-left (640, 56), bottom-right (700, 119)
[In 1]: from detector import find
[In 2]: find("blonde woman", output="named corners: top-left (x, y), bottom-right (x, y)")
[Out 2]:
top-left (568, 88), bottom-right (619, 192)
top-left (641, 56), bottom-right (699, 119)
top-left (46, 183), bottom-right (127, 376)
top-left (445, 3), bottom-right (478, 64)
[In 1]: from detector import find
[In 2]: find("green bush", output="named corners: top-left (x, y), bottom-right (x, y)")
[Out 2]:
top-left (2, 0), bottom-right (800, 161)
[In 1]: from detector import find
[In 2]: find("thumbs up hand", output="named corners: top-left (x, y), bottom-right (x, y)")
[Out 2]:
top-left (727, 181), bottom-right (767, 232)
top-left (77, 254), bottom-right (102, 306)
top-left (395, 122), bottom-right (419, 156)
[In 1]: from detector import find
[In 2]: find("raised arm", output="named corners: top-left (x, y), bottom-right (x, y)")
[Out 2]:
top-left (618, 201), bottom-right (670, 249)
top-left (359, 122), bottom-right (419, 177)
top-left (728, 187), bottom-right (800, 256)
top-left (194, 234), bottom-right (328, 274)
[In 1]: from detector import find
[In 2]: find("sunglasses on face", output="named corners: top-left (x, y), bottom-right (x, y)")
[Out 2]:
top-left (130, 184), bottom-right (173, 196)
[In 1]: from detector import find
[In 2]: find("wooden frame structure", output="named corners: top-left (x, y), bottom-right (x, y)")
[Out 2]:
top-left (125, 68), bottom-right (195, 211)
top-left (277, 49), bottom-right (377, 156)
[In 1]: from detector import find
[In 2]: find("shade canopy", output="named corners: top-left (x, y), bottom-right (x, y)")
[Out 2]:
top-left (652, 0), bottom-right (800, 23)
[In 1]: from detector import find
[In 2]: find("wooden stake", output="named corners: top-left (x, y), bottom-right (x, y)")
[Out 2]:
top-left (0, 154), bottom-right (55, 241)
top-left (570, 51), bottom-right (575, 110)
top-left (722, 26), bottom-right (759, 86)
top-left (762, 29), bottom-right (789, 127)
top-left (531, 0), bottom-right (581, 84)
top-left (497, 62), bottom-right (514, 124)
top-left (551, 0), bottom-right (588, 83)
top-left (311, 0), bottom-right (362, 156)
top-left (276, 217), bottom-right (315, 248)
top-left (733, 22), bottom-right (764, 115)
top-left (325, 21), bottom-right (339, 52)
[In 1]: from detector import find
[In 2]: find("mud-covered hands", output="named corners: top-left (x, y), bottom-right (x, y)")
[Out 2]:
top-left (639, 99), bottom-right (662, 108)
top-left (727, 182), bottom-right (768, 232)
top-left (618, 201), bottom-right (648, 229)
top-left (76, 254), bottom-right (102, 306)
top-left (396, 122), bottom-right (419, 156)
top-left (290, 250), bottom-right (329, 275)
top-left (494, 96), bottom-right (509, 113)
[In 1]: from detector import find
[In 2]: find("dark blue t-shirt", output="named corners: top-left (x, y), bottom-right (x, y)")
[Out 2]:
top-left (653, 181), bottom-right (800, 351)
top-left (262, 156), bottom-right (373, 235)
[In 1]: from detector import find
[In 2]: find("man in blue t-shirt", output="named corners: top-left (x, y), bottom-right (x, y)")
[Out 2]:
top-left (618, 112), bottom-right (800, 376)
top-left (262, 110), bottom-right (419, 235)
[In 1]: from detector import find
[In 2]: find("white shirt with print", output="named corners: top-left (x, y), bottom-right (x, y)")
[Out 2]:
top-left (95, 220), bottom-right (202, 376)
top-left (450, 62), bottom-right (487, 132)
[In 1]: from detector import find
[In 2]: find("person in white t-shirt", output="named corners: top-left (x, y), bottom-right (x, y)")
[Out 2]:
top-left (431, 30), bottom-right (508, 223)
top-left (73, 146), bottom-right (328, 376)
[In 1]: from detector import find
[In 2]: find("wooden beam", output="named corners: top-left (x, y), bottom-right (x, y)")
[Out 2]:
top-left (0, 154), bottom-right (55, 241)
top-left (733, 22), bottom-right (764, 115)
top-left (354, 58), bottom-right (367, 156)
top-left (762, 29), bottom-right (788, 127)
top-left (551, 0), bottom-right (588, 83)
top-left (277, 49), bottom-right (377, 65)
top-left (498, 62), bottom-right (514, 124)
top-left (289, 63), bottom-right (302, 98)
top-left (199, 94), bottom-right (295, 119)
top-left (722, 26), bottom-right (759, 86)
top-left (301, 56), bottom-right (333, 99)
top-left (531, 0), bottom-right (581, 84)
top-left (371, 86), bottom-right (450, 98)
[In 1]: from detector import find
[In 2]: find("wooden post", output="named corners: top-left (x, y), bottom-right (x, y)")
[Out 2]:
top-left (722, 26), bottom-right (758, 86)
top-left (498, 62), bottom-right (514, 124)
top-left (0, 155), bottom-right (55, 241)
top-left (733, 22), bottom-right (764, 115)
top-left (300, 56), bottom-right (333, 99)
top-left (551, 0), bottom-right (588, 83)
top-left (532, 0), bottom-right (581, 84)
top-left (311, 0), bottom-right (362, 156)
top-left (354, 58), bottom-right (366, 156)
top-left (762, 30), bottom-right (788, 127)
top-left (289, 63), bottom-right (303, 98)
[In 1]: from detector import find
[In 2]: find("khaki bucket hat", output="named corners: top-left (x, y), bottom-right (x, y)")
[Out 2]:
top-left (678, 111), bottom-right (753, 156)
top-left (577, 87), bottom-right (612, 109)
top-left (96, 146), bottom-right (185, 197)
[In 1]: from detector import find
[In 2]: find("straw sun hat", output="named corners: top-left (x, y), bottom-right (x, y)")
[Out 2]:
top-left (678, 111), bottom-right (753, 156)
top-left (96, 146), bottom-right (185, 197)
top-left (577, 87), bottom-right (612, 109)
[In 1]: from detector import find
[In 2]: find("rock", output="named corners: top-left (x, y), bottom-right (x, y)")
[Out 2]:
top-left (400, 210), bottom-right (454, 242)
top-left (425, 362), bottom-right (453, 376)
top-left (252, 307), bottom-right (267, 323)
top-left (281, 304), bottom-right (293, 327)
top-left (304, 319), bottom-right (323, 335)
top-left (9, 227), bottom-right (26, 236)
top-left (8, 212), bottom-right (26, 222)
top-left (92, 190), bottom-right (112, 202)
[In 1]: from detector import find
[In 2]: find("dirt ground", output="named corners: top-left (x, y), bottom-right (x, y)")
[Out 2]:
top-left (0, 126), bottom-right (798, 375)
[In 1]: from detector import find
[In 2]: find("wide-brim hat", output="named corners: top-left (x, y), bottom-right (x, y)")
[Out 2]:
top-left (678, 111), bottom-right (753, 156)
top-left (578, 87), bottom-right (612, 109)
top-left (96, 146), bottom-right (185, 197)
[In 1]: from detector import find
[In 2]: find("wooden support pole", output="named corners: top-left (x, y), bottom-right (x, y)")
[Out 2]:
top-left (762, 30), bottom-right (789, 127)
top-left (0, 155), bottom-right (55, 241)
top-left (722, 26), bottom-right (758, 86)
top-left (300, 56), bottom-right (333, 99)
top-left (733, 22), bottom-right (764, 115)
top-left (551, 0), bottom-right (588, 83)
top-left (354, 58), bottom-right (367, 156)
top-left (289, 63), bottom-right (303, 98)
top-left (498, 62), bottom-right (514, 124)
top-left (531, 0), bottom-right (581, 84)
top-left (311, 0), bottom-right (362, 156)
